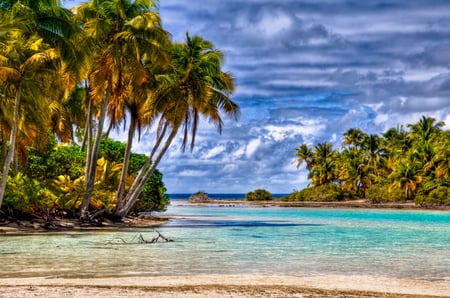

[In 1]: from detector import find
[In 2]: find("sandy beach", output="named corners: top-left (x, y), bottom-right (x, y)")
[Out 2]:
top-left (0, 275), bottom-right (449, 297)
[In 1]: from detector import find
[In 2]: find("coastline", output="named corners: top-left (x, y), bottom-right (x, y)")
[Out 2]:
top-left (187, 199), bottom-right (450, 210)
top-left (0, 275), bottom-right (449, 297)
top-left (0, 215), bottom-right (169, 235)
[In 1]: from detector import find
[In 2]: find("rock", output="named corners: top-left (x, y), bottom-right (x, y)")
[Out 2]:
top-left (188, 191), bottom-right (211, 203)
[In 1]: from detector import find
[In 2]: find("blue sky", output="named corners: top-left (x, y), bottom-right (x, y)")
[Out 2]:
top-left (65, 0), bottom-right (450, 194)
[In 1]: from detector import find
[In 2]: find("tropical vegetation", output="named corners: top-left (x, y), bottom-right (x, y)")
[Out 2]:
top-left (0, 0), bottom-right (238, 221)
top-left (289, 116), bottom-right (450, 207)
top-left (245, 189), bottom-right (272, 201)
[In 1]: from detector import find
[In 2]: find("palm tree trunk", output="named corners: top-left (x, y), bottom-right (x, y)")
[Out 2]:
top-left (115, 119), bottom-right (136, 211)
top-left (80, 81), bottom-right (92, 153)
top-left (115, 127), bottom-right (178, 217)
top-left (0, 85), bottom-right (21, 208)
top-left (121, 121), bottom-right (168, 204)
top-left (80, 81), bottom-right (111, 219)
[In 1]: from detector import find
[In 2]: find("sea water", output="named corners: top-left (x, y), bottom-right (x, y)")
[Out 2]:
top-left (0, 201), bottom-right (449, 280)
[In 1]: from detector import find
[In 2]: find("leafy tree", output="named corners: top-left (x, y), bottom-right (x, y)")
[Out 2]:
top-left (245, 189), bottom-right (273, 201)
top-left (0, 32), bottom-right (61, 207)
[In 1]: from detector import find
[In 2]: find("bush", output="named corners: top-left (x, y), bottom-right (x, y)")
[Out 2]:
top-left (366, 184), bottom-right (405, 203)
top-left (415, 186), bottom-right (450, 207)
top-left (133, 169), bottom-right (169, 212)
top-left (245, 189), bottom-right (272, 201)
top-left (283, 184), bottom-right (355, 202)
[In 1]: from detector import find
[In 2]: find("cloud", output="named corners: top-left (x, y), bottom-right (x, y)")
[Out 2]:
top-left (68, 0), bottom-right (450, 194)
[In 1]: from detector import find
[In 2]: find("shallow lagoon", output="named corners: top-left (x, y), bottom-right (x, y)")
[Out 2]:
top-left (1, 203), bottom-right (449, 280)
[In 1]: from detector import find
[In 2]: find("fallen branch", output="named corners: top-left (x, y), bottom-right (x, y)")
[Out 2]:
top-left (106, 231), bottom-right (173, 245)
top-left (149, 231), bottom-right (173, 243)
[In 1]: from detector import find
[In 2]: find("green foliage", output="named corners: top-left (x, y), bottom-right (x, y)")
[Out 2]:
top-left (3, 173), bottom-right (55, 217)
top-left (188, 191), bottom-right (210, 203)
top-left (99, 139), bottom-right (126, 163)
top-left (51, 175), bottom-right (84, 211)
top-left (284, 184), bottom-right (355, 202)
top-left (415, 186), bottom-right (450, 207)
top-left (25, 144), bottom-right (85, 179)
top-left (2, 139), bottom-right (169, 217)
top-left (245, 189), bottom-right (273, 201)
top-left (132, 175), bottom-right (169, 212)
top-left (365, 184), bottom-right (404, 203)
top-left (293, 115), bottom-right (450, 206)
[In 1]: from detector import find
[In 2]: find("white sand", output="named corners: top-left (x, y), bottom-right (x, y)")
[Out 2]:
top-left (0, 275), bottom-right (448, 297)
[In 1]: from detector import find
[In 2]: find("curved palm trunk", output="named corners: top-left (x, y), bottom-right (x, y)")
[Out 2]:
top-left (115, 119), bottom-right (136, 211)
top-left (115, 127), bottom-right (178, 217)
top-left (0, 85), bottom-right (22, 208)
top-left (80, 81), bottom-right (111, 219)
top-left (80, 81), bottom-right (92, 152)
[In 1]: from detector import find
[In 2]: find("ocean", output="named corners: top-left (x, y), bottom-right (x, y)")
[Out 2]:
top-left (168, 193), bottom-right (289, 200)
top-left (0, 200), bottom-right (449, 280)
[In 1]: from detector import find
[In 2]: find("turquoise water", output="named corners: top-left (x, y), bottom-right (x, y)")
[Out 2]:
top-left (0, 203), bottom-right (449, 280)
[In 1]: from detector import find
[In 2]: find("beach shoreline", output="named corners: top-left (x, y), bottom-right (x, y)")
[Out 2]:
top-left (0, 275), bottom-right (449, 297)
top-left (187, 199), bottom-right (450, 211)
top-left (0, 214), bottom-right (170, 235)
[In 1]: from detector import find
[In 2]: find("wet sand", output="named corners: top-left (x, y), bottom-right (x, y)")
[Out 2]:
top-left (0, 275), bottom-right (448, 297)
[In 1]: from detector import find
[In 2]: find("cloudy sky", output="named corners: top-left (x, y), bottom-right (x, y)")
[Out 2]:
top-left (67, 0), bottom-right (450, 194)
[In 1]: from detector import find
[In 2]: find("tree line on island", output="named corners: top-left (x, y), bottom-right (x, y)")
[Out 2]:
top-left (0, 0), bottom-right (239, 222)
top-left (193, 116), bottom-right (450, 208)
top-left (289, 115), bottom-right (450, 207)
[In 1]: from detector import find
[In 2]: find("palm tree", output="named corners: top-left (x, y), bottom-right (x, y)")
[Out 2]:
top-left (294, 143), bottom-right (314, 171)
top-left (74, 0), bottom-right (169, 218)
top-left (342, 128), bottom-right (367, 149)
top-left (309, 142), bottom-right (336, 186)
top-left (390, 160), bottom-right (420, 200)
top-left (408, 115), bottom-right (444, 143)
top-left (0, 32), bottom-right (61, 207)
top-left (114, 33), bottom-right (239, 217)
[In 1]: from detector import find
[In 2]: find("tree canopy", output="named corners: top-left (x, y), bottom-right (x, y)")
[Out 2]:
top-left (291, 116), bottom-right (450, 207)
top-left (0, 0), bottom-right (238, 220)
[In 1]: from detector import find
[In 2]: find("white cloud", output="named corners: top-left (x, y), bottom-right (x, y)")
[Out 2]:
top-left (202, 144), bottom-right (226, 159)
top-left (246, 139), bottom-right (261, 158)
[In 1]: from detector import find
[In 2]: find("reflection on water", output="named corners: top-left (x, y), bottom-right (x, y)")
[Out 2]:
top-left (1, 205), bottom-right (449, 280)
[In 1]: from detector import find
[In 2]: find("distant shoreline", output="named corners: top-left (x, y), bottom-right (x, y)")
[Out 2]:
top-left (187, 199), bottom-right (450, 211)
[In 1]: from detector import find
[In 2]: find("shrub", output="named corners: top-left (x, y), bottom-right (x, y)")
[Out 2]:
top-left (245, 189), bottom-right (272, 201)
top-left (366, 184), bottom-right (405, 203)
top-left (415, 186), bottom-right (450, 207)
top-left (283, 184), bottom-right (355, 202)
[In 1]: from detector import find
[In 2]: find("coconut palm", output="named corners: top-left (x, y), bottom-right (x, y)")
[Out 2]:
top-left (114, 33), bottom-right (239, 217)
top-left (0, 32), bottom-right (61, 207)
top-left (342, 128), bottom-right (366, 149)
top-left (74, 0), bottom-right (169, 218)
top-left (408, 115), bottom-right (444, 143)
top-left (309, 142), bottom-right (336, 186)
top-left (294, 143), bottom-right (314, 171)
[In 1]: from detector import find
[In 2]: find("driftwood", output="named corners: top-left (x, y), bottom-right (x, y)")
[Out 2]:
top-left (106, 231), bottom-right (173, 245)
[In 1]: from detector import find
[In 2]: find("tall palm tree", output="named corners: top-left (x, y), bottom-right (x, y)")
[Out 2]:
top-left (115, 33), bottom-right (239, 217)
top-left (0, 32), bottom-right (61, 207)
top-left (74, 0), bottom-right (169, 218)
